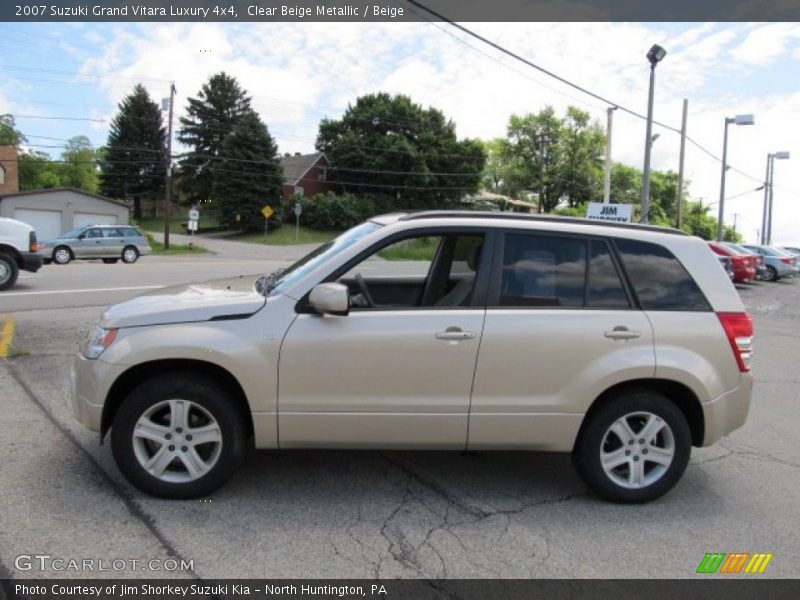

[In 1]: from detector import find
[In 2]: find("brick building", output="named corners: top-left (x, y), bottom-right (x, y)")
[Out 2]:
top-left (0, 145), bottom-right (20, 196)
top-left (280, 152), bottom-right (333, 202)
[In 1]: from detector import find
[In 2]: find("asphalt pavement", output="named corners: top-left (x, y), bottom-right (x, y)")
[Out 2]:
top-left (0, 245), bottom-right (798, 579)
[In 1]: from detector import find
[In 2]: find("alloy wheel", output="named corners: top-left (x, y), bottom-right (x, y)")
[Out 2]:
top-left (600, 411), bottom-right (675, 489)
top-left (132, 399), bottom-right (223, 483)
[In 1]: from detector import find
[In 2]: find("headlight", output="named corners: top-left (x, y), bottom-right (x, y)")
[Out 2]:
top-left (82, 325), bottom-right (118, 359)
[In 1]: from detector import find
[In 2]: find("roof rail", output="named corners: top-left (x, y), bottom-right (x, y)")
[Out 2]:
top-left (398, 210), bottom-right (687, 236)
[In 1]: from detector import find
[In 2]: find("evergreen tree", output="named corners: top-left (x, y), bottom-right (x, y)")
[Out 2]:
top-left (100, 84), bottom-right (166, 217)
top-left (178, 72), bottom-right (252, 204)
top-left (211, 111), bottom-right (282, 231)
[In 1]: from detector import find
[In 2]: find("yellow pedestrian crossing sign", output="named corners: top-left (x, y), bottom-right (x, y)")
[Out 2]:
top-left (261, 205), bottom-right (274, 219)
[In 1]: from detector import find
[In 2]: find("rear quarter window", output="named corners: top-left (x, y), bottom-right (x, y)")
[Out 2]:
top-left (614, 238), bottom-right (711, 311)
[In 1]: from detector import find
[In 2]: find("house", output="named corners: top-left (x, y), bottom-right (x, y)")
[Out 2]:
top-left (0, 145), bottom-right (20, 196)
top-left (0, 188), bottom-right (130, 242)
top-left (279, 152), bottom-right (333, 202)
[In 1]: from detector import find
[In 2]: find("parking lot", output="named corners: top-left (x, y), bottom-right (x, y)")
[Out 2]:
top-left (0, 254), bottom-right (798, 579)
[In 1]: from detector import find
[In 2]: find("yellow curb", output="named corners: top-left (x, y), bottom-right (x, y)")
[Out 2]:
top-left (0, 314), bottom-right (15, 359)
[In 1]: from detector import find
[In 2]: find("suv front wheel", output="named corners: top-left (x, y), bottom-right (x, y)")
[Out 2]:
top-left (573, 390), bottom-right (691, 503)
top-left (111, 373), bottom-right (247, 498)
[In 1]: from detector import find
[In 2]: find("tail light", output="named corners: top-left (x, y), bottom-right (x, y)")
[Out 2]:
top-left (717, 312), bottom-right (753, 372)
top-left (780, 258), bottom-right (793, 265)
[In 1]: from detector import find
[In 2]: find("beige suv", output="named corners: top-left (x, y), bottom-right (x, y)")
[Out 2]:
top-left (72, 212), bottom-right (753, 502)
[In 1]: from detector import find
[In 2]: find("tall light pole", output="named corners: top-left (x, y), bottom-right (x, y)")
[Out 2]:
top-left (603, 106), bottom-right (617, 204)
top-left (765, 151), bottom-right (790, 244)
top-left (675, 98), bottom-right (688, 229)
top-left (716, 113), bottom-right (754, 241)
top-left (641, 44), bottom-right (666, 223)
top-left (162, 83), bottom-right (176, 250)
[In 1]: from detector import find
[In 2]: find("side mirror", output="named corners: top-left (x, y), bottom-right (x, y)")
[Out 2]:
top-left (308, 283), bottom-right (350, 316)
top-left (77, 233), bottom-right (86, 240)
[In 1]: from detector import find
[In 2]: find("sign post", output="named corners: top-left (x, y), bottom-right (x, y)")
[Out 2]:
top-left (187, 206), bottom-right (199, 248)
top-left (261, 205), bottom-right (274, 240)
top-left (293, 202), bottom-right (302, 241)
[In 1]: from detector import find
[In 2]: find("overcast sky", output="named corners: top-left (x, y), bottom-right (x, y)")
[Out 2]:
top-left (2, 21), bottom-right (799, 243)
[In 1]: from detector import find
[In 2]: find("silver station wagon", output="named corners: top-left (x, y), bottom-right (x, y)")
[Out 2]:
top-left (71, 212), bottom-right (754, 503)
top-left (42, 224), bottom-right (151, 265)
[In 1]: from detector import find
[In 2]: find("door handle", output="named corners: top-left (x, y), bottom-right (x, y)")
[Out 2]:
top-left (604, 326), bottom-right (641, 340)
top-left (436, 328), bottom-right (476, 341)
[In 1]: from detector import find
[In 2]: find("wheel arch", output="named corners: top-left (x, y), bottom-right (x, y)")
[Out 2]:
top-left (577, 379), bottom-right (705, 449)
top-left (101, 359), bottom-right (254, 440)
top-left (0, 244), bottom-right (23, 266)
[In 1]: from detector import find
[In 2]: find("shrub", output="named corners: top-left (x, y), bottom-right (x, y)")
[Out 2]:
top-left (289, 193), bottom-right (376, 230)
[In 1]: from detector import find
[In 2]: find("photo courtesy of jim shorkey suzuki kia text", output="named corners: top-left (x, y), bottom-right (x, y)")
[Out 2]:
top-left (13, 584), bottom-right (386, 597)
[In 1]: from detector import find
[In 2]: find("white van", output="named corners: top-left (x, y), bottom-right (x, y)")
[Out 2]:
top-left (0, 217), bottom-right (44, 290)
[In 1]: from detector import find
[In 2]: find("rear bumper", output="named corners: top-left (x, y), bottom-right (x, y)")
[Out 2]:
top-left (20, 252), bottom-right (43, 273)
top-left (701, 374), bottom-right (753, 446)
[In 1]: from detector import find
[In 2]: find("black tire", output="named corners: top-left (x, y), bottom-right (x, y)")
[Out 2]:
top-left (111, 373), bottom-right (248, 499)
top-left (0, 252), bottom-right (19, 291)
top-left (764, 265), bottom-right (778, 282)
top-left (102, 258), bottom-right (119, 264)
top-left (52, 246), bottom-right (73, 265)
top-left (573, 390), bottom-right (691, 503)
top-left (121, 246), bottom-right (139, 264)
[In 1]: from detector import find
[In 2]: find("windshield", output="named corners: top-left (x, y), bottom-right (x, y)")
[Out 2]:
top-left (261, 221), bottom-right (382, 297)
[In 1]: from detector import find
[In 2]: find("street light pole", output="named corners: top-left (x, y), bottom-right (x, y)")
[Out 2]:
top-left (716, 113), bottom-right (755, 241)
top-left (761, 154), bottom-right (773, 244)
top-left (641, 44), bottom-right (666, 223)
top-left (766, 151), bottom-right (791, 244)
top-left (162, 82), bottom-right (176, 250)
top-left (675, 98), bottom-right (688, 229)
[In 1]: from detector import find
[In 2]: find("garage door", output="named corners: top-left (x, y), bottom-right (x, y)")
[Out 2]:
top-left (73, 212), bottom-right (118, 228)
top-left (13, 208), bottom-right (62, 241)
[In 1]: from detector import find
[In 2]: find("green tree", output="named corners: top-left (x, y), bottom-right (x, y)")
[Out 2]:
top-left (18, 151), bottom-right (62, 190)
top-left (316, 93), bottom-right (485, 210)
top-left (101, 84), bottom-right (166, 218)
top-left (0, 114), bottom-right (26, 146)
top-left (178, 72), bottom-right (252, 204)
top-left (58, 136), bottom-right (100, 192)
top-left (503, 106), bottom-right (604, 211)
top-left (211, 111), bottom-right (282, 231)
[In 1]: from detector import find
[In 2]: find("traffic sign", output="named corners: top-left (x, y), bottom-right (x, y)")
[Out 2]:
top-left (293, 203), bottom-right (302, 217)
top-left (188, 208), bottom-right (199, 221)
top-left (261, 205), bottom-right (274, 219)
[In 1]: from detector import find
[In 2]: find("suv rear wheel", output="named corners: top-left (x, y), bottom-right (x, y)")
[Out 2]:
top-left (573, 390), bottom-right (691, 503)
top-left (111, 373), bottom-right (247, 498)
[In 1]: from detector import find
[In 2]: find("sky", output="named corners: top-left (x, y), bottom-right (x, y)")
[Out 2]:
top-left (1, 20), bottom-right (799, 244)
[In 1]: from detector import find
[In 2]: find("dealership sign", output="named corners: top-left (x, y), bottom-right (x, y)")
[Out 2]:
top-left (586, 203), bottom-right (632, 223)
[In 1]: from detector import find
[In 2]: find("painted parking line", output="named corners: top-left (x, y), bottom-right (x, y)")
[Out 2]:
top-left (0, 314), bottom-right (15, 359)
top-left (1, 285), bottom-right (163, 297)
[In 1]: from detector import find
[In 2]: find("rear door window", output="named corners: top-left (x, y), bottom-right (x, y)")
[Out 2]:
top-left (587, 241), bottom-right (631, 309)
top-left (496, 233), bottom-right (586, 307)
top-left (614, 238), bottom-right (710, 311)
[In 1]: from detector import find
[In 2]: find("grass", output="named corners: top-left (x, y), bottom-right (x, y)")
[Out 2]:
top-left (232, 226), bottom-right (341, 246)
top-left (146, 234), bottom-right (208, 255)
top-left (378, 236), bottom-right (439, 261)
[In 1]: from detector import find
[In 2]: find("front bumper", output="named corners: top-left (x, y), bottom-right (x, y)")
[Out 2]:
top-left (71, 353), bottom-right (127, 434)
top-left (701, 374), bottom-right (754, 446)
top-left (20, 251), bottom-right (43, 273)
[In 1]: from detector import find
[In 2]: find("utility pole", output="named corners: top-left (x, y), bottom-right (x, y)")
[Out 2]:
top-left (761, 154), bottom-right (772, 244)
top-left (603, 107), bottom-right (617, 204)
top-left (163, 82), bottom-right (176, 250)
top-left (675, 99), bottom-right (688, 229)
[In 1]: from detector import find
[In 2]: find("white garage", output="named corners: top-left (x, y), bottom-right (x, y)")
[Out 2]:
top-left (0, 188), bottom-right (129, 240)
top-left (13, 208), bottom-right (62, 242)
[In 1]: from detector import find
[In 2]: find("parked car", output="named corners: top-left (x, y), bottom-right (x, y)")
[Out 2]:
top-left (721, 242), bottom-right (768, 280)
top-left (72, 212), bottom-right (753, 503)
top-left (780, 246), bottom-right (800, 256)
top-left (41, 225), bottom-right (151, 265)
top-left (742, 244), bottom-right (798, 281)
top-left (707, 241), bottom-right (756, 282)
top-left (717, 255), bottom-right (735, 281)
top-left (0, 217), bottom-right (43, 291)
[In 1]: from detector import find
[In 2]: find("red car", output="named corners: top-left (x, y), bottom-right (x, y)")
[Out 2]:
top-left (707, 242), bottom-right (756, 282)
